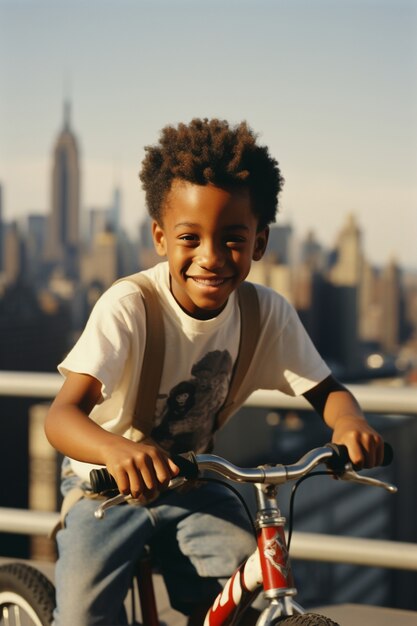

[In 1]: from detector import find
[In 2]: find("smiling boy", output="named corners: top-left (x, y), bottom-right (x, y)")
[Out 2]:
top-left (45, 118), bottom-right (383, 626)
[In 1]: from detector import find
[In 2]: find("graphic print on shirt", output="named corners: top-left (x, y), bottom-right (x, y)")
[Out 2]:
top-left (151, 349), bottom-right (232, 454)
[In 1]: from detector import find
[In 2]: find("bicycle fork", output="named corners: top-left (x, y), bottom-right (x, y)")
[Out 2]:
top-left (203, 483), bottom-right (303, 626)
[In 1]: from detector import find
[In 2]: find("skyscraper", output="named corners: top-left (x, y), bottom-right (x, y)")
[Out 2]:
top-left (45, 101), bottom-right (80, 277)
top-left (267, 224), bottom-right (293, 264)
top-left (3, 221), bottom-right (25, 285)
top-left (380, 259), bottom-right (402, 353)
top-left (329, 213), bottom-right (363, 287)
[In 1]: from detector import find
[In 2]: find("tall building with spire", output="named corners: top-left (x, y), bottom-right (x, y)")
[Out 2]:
top-left (329, 213), bottom-right (363, 287)
top-left (46, 101), bottom-right (80, 277)
top-left (321, 214), bottom-right (364, 374)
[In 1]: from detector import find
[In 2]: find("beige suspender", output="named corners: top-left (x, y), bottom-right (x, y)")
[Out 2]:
top-left (118, 274), bottom-right (260, 435)
top-left (216, 281), bottom-right (260, 428)
top-left (131, 274), bottom-right (165, 436)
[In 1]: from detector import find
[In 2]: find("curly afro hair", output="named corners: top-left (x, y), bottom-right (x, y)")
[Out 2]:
top-left (139, 118), bottom-right (284, 230)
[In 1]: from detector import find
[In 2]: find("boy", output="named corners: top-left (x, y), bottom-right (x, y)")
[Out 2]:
top-left (45, 118), bottom-right (384, 626)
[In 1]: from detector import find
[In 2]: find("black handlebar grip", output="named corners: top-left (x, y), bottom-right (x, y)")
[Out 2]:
top-left (89, 451), bottom-right (199, 494)
top-left (172, 452), bottom-right (199, 480)
top-left (326, 441), bottom-right (394, 472)
top-left (381, 442), bottom-right (394, 466)
top-left (89, 467), bottom-right (118, 493)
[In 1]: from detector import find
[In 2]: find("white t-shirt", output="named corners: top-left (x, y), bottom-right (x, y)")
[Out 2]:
top-left (59, 262), bottom-right (330, 480)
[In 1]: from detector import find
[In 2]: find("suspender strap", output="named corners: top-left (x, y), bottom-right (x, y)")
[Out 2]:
top-left (216, 281), bottom-right (260, 428)
top-left (115, 273), bottom-right (165, 437)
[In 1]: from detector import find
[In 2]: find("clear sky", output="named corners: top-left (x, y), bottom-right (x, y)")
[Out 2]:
top-left (1, 0), bottom-right (416, 269)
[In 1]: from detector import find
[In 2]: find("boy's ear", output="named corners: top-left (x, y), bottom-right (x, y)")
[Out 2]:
top-left (252, 227), bottom-right (269, 261)
top-left (152, 221), bottom-right (167, 256)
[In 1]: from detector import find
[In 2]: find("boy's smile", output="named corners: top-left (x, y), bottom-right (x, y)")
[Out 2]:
top-left (152, 180), bottom-right (268, 319)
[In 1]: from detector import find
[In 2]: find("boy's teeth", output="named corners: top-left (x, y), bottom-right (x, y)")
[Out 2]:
top-left (193, 277), bottom-right (224, 285)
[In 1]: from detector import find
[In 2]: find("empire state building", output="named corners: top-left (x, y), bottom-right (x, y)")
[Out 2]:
top-left (46, 100), bottom-right (80, 277)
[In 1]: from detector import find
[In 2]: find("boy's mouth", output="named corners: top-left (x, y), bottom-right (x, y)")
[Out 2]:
top-left (188, 276), bottom-right (230, 287)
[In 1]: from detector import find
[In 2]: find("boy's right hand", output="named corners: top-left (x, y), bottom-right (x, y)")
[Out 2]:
top-left (44, 372), bottom-right (179, 501)
top-left (100, 436), bottom-right (179, 500)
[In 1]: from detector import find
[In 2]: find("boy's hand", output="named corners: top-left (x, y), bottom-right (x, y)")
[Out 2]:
top-left (307, 381), bottom-right (385, 470)
top-left (100, 436), bottom-right (179, 500)
top-left (331, 415), bottom-right (384, 469)
top-left (45, 372), bottom-right (179, 499)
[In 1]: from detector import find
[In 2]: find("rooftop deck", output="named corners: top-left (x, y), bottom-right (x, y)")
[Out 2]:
top-left (1, 371), bottom-right (416, 623)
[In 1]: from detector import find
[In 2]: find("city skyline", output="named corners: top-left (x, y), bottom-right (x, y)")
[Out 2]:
top-left (1, 0), bottom-right (416, 269)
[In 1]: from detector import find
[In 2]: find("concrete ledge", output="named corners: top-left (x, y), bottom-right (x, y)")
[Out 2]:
top-left (316, 603), bottom-right (417, 626)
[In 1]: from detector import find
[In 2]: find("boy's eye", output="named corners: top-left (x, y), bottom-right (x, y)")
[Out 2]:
top-left (178, 234), bottom-right (198, 242)
top-left (225, 235), bottom-right (246, 246)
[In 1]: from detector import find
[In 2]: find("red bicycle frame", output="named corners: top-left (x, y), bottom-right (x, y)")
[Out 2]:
top-left (203, 484), bottom-right (298, 626)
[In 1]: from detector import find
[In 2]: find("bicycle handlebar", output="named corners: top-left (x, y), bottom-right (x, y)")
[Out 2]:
top-left (89, 442), bottom-right (394, 494)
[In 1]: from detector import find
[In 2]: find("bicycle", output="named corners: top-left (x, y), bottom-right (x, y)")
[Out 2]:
top-left (0, 442), bottom-right (395, 626)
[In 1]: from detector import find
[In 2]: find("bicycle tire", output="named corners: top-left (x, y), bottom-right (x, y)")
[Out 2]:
top-left (274, 613), bottom-right (340, 625)
top-left (0, 562), bottom-right (55, 626)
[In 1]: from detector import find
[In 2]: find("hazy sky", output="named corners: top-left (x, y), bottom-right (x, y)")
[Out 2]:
top-left (1, 0), bottom-right (416, 269)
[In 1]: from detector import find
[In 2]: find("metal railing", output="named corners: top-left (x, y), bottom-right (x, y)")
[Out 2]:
top-left (0, 506), bottom-right (417, 572)
top-left (0, 370), bottom-right (416, 414)
top-left (1, 370), bottom-right (417, 574)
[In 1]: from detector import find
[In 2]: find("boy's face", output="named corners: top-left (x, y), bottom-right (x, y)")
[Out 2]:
top-left (152, 180), bottom-right (268, 319)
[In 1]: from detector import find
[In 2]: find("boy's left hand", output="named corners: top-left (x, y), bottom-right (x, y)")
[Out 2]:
top-left (331, 415), bottom-right (384, 469)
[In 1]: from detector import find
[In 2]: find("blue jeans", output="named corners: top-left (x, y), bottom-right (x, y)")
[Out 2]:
top-left (53, 463), bottom-right (256, 625)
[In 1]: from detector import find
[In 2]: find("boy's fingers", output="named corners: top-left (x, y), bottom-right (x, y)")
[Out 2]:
top-left (140, 438), bottom-right (179, 482)
top-left (361, 433), bottom-right (384, 468)
top-left (146, 449), bottom-right (177, 484)
top-left (138, 452), bottom-right (177, 493)
top-left (110, 460), bottom-right (155, 498)
top-left (138, 455), bottom-right (161, 492)
top-left (363, 447), bottom-right (376, 469)
top-left (107, 445), bottom-right (180, 498)
top-left (347, 435), bottom-right (384, 469)
top-left (125, 470), bottom-right (146, 499)
top-left (168, 457), bottom-right (180, 476)
top-left (346, 442), bottom-right (365, 470)
top-left (113, 468), bottom-right (133, 496)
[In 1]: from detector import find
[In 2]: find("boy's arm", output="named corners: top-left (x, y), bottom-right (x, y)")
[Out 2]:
top-left (303, 375), bottom-right (384, 468)
top-left (45, 371), bottom-right (178, 498)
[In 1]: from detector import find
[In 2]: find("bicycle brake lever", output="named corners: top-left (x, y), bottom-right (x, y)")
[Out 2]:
top-left (94, 476), bottom-right (189, 519)
top-left (94, 493), bottom-right (132, 519)
top-left (338, 464), bottom-right (398, 493)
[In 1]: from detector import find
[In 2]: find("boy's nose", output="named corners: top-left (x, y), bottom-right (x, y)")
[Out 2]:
top-left (196, 241), bottom-right (226, 270)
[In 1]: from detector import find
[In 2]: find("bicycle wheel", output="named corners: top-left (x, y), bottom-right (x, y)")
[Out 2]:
top-left (275, 613), bottom-right (340, 625)
top-left (0, 562), bottom-right (55, 626)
